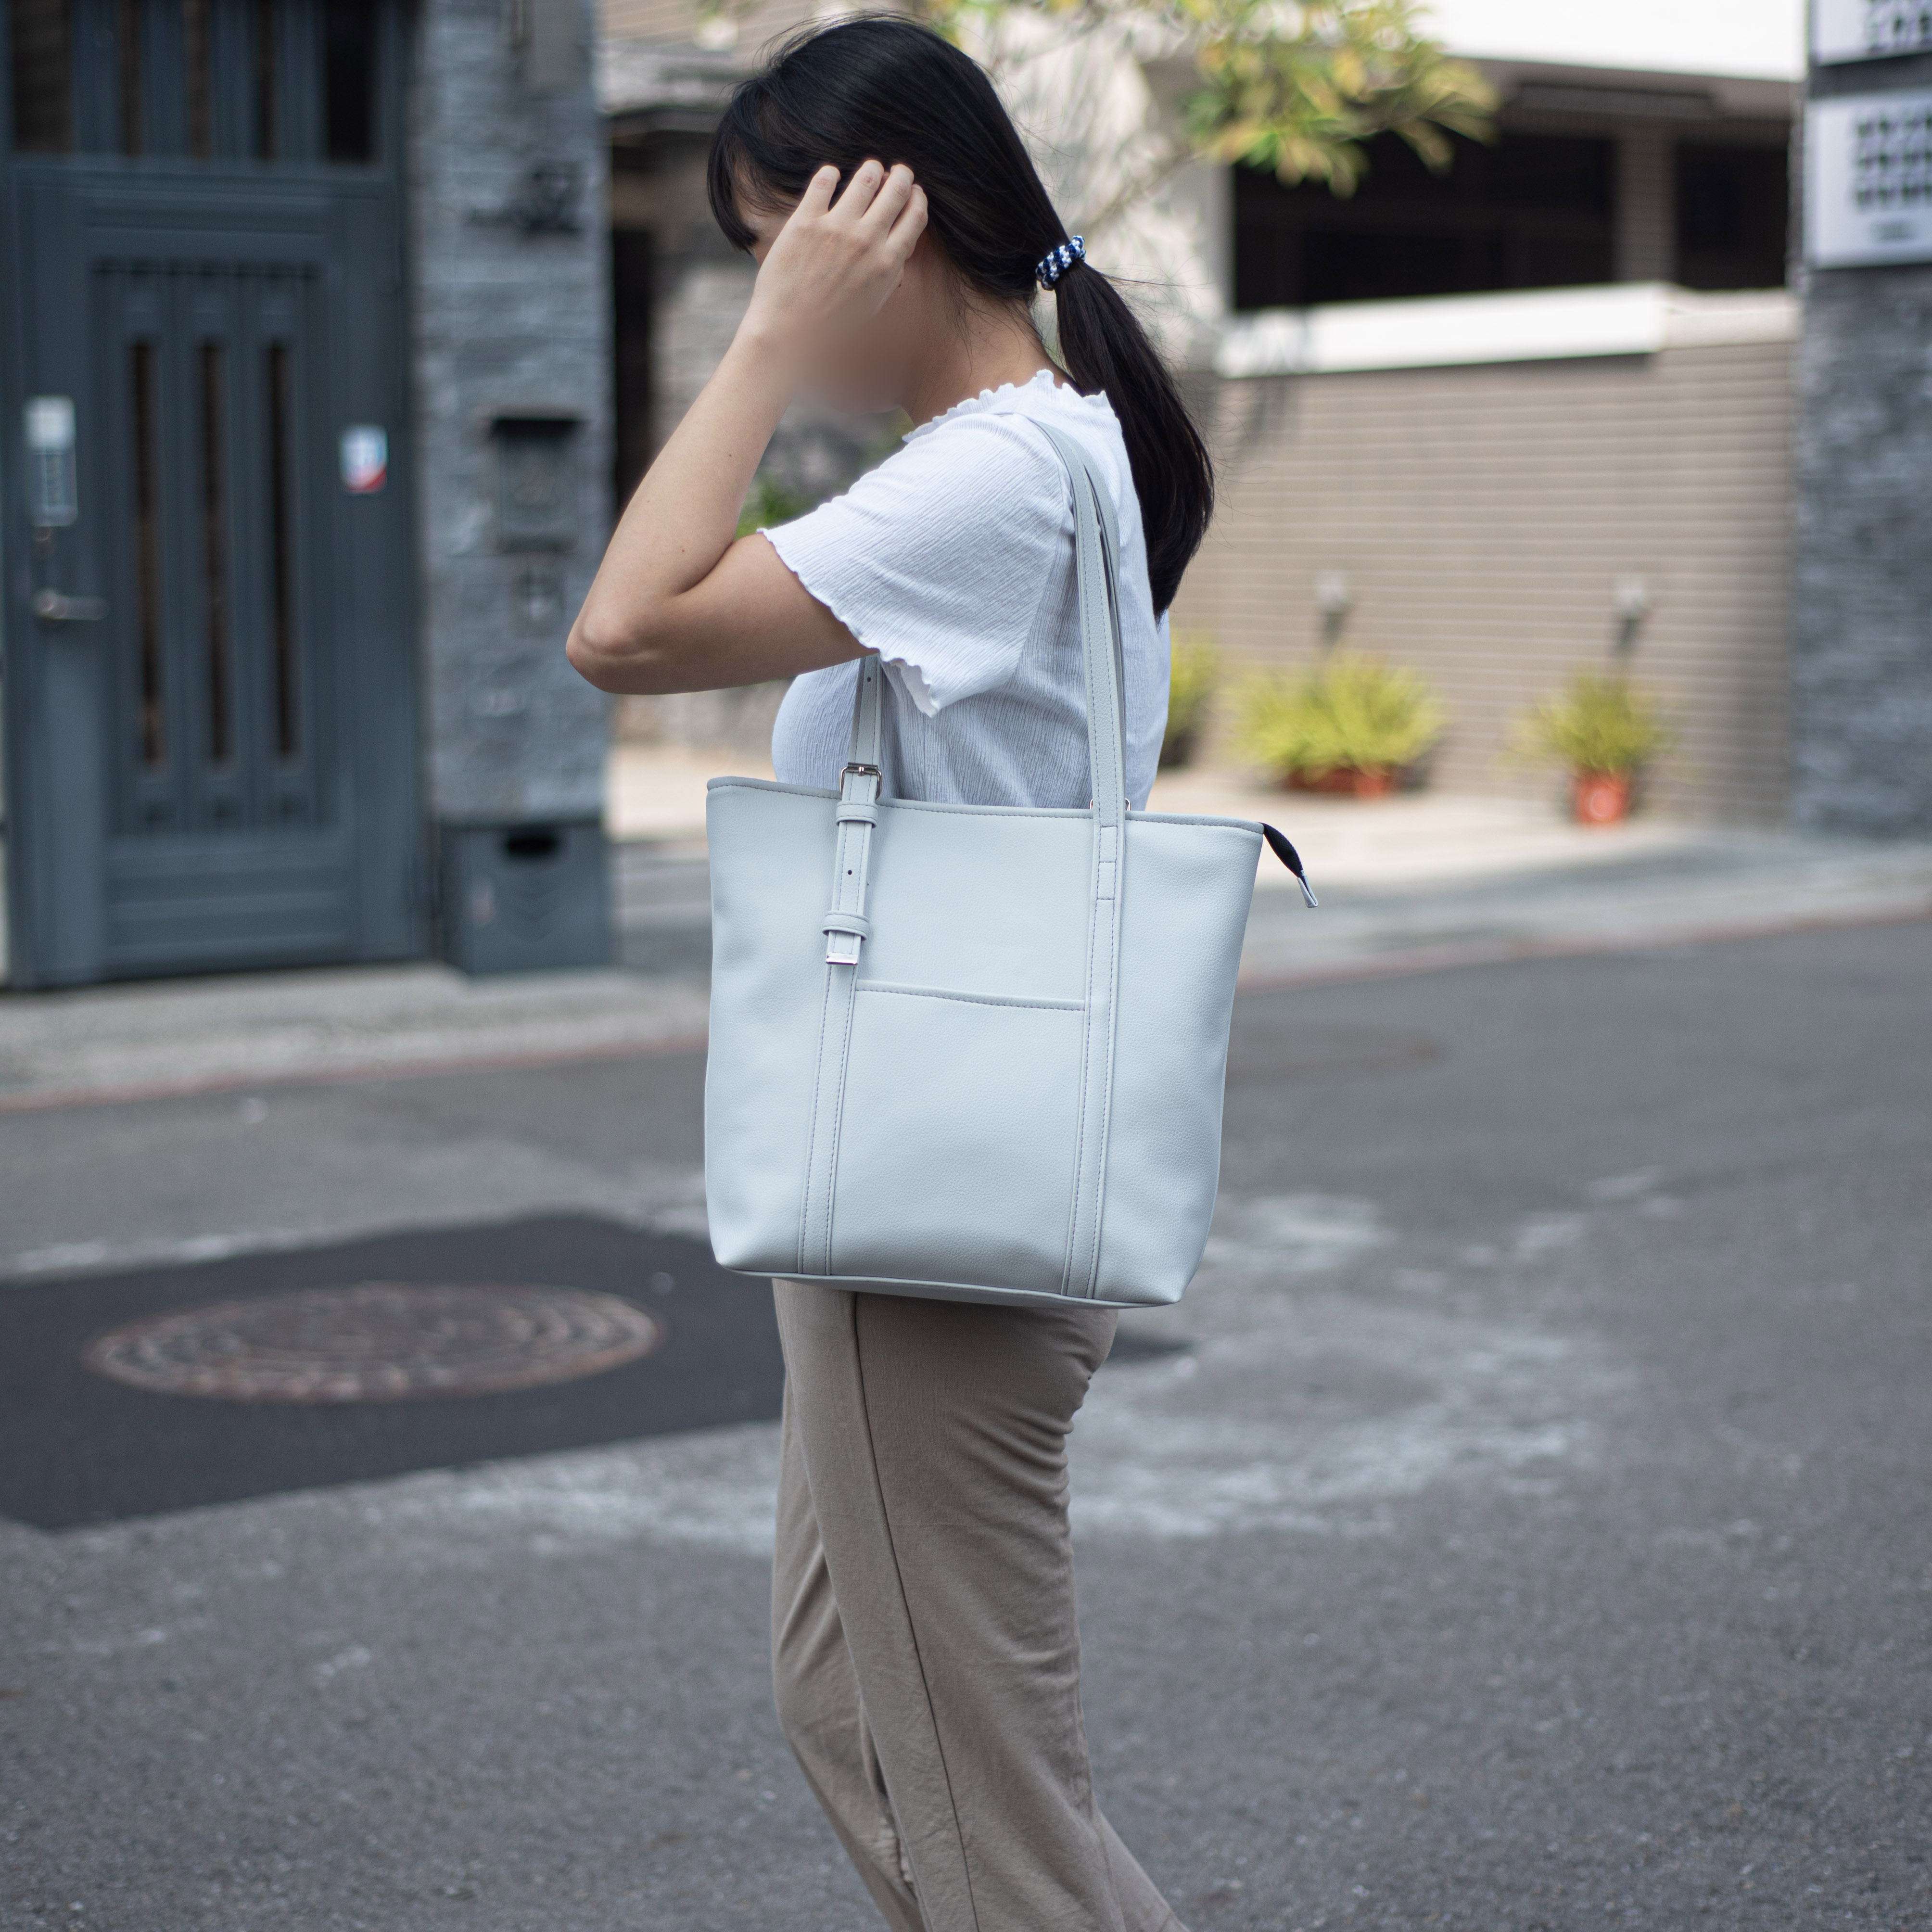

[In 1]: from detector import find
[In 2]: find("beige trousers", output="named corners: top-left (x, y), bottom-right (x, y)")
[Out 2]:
top-left (770, 1278), bottom-right (1189, 1932)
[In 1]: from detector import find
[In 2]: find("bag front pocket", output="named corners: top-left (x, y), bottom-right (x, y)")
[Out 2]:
top-left (828, 981), bottom-right (1086, 1297)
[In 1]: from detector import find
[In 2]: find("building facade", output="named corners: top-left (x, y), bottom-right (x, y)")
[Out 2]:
top-left (1, 0), bottom-right (613, 987)
top-left (6, 1), bottom-right (1921, 987)
top-left (1183, 36), bottom-right (1800, 824)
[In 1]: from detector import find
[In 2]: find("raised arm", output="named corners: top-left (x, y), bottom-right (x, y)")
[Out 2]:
top-left (564, 160), bottom-right (927, 696)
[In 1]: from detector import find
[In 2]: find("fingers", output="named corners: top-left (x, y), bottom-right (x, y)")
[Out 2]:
top-left (796, 163), bottom-right (839, 219)
top-left (886, 182), bottom-right (927, 256)
top-left (828, 157), bottom-right (883, 216)
top-left (861, 163), bottom-right (917, 234)
top-left (832, 159), bottom-right (916, 231)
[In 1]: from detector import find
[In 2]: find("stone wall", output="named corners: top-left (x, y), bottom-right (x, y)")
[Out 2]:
top-left (1791, 52), bottom-right (1932, 839)
top-left (407, 0), bottom-right (612, 827)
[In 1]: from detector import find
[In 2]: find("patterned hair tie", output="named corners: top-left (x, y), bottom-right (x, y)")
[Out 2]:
top-left (1035, 236), bottom-right (1086, 291)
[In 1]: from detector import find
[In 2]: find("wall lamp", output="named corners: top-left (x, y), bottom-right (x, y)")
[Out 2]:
top-left (1314, 570), bottom-right (1351, 647)
top-left (1613, 574), bottom-right (1651, 657)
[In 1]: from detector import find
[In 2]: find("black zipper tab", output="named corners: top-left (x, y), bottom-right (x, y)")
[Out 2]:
top-left (1261, 823), bottom-right (1319, 908)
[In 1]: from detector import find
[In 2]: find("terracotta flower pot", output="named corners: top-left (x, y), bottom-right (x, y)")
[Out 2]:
top-left (1285, 765), bottom-right (1397, 800)
top-left (1572, 770), bottom-right (1632, 826)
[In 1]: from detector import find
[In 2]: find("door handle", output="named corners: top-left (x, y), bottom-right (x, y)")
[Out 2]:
top-left (31, 589), bottom-right (109, 623)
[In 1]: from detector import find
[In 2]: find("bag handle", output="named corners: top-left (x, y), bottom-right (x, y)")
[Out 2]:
top-left (837, 419), bottom-right (1130, 830)
top-left (1034, 424), bottom-right (1129, 1296)
top-left (811, 419), bottom-right (1133, 1293)
top-left (1036, 422), bottom-right (1131, 841)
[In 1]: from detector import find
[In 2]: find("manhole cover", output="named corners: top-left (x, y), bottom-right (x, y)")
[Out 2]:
top-left (81, 1282), bottom-right (665, 1404)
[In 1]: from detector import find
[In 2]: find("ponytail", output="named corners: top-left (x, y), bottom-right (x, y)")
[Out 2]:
top-left (708, 13), bottom-right (1215, 614)
top-left (1048, 261), bottom-right (1213, 615)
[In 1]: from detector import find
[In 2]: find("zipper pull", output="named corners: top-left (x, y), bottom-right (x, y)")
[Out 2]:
top-left (1261, 823), bottom-right (1319, 908)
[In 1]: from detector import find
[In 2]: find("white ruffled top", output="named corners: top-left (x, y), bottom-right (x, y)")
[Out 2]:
top-left (759, 368), bottom-right (1170, 810)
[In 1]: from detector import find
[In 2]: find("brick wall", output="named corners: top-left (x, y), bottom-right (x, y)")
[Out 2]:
top-left (1174, 316), bottom-right (1796, 824)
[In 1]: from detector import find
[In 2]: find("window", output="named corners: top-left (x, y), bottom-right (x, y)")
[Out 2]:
top-left (322, 0), bottom-right (377, 162)
top-left (1676, 143), bottom-right (1789, 290)
top-left (11, 0), bottom-right (73, 152)
top-left (1233, 131), bottom-right (1617, 310)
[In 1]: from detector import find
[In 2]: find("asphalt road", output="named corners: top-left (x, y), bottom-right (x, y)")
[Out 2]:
top-left (3, 920), bottom-right (1929, 1932)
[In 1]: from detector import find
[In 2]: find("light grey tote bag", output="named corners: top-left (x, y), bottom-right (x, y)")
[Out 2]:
top-left (703, 424), bottom-right (1316, 1309)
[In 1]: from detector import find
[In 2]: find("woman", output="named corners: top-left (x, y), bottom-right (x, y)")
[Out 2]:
top-left (567, 16), bottom-right (1211, 1930)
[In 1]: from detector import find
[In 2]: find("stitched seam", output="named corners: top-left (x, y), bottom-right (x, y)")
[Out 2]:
top-left (710, 778), bottom-right (839, 800)
top-left (819, 968), bottom-right (859, 1276)
top-left (856, 983), bottom-right (1082, 1013)
top-left (1087, 474), bottom-right (1126, 815)
top-left (1058, 474), bottom-right (1105, 1299)
top-left (1077, 458), bottom-right (1126, 1301)
top-left (1071, 466), bottom-right (1120, 1300)
top-left (1129, 813), bottom-right (1266, 834)
top-left (1064, 908), bottom-right (1097, 1298)
top-left (797, 962), bottom-right (838, 1276)
top-left (767, 1270), bottom-right (1146, 1304)
top-left (1084, 895), bottom-right (1122, 1298)
top-left (872, 800), bottom-right (1091, 823)
top-left (716, 777), bottom-right (1098, 825)
top-left (848, 1294), bottom-right (983, 1932)
top-left (801, 784), bottom-right (860, 1272)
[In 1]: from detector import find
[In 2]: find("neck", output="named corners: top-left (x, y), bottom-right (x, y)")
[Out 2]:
top-left (901, 290), bottom-right (1064, 430)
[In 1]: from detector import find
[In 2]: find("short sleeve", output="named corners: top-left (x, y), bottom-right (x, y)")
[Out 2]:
top-left (759, 413), bottom-right (1067, 718)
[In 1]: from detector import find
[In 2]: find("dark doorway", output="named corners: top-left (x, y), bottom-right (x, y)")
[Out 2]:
top-left (611, 224), bottom-right (654, 508)
top-left (1233, 129), bottom-right (1617, 310)
top-left (2, 0), bottom-right (421, 985)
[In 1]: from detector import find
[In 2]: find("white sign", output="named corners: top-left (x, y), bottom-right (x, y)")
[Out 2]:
top-left (1814, 0), bottom-right (1932, 63)
top-left (1805, 90), bottom-right (1932, 266)
top-left (339, 424), bottom-right (388, 494)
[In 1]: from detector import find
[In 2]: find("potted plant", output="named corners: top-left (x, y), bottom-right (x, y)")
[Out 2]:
top-left (1160, 632), bottom-right (1219, 768)
top-left (1508, 669), bottom-right (1673, 826)
top-left (1233, 650), bottom-right (1445, 798)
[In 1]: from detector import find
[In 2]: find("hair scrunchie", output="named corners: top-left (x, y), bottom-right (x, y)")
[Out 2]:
top-left (1035, 235), bottom-right (1086, 291)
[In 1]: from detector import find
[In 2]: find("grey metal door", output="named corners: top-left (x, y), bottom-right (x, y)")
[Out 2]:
top-left (2, 0), bottom-right (421, 985)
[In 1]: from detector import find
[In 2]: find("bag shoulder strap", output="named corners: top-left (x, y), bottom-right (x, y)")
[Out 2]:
top-left (1033, 420), bottom-right (1129, 1296)
top-left (834, 414), bottom-right (1131, 820)
top-left (1034, 421), bottom-right (1129, 828)
top-left (809, 410), bottom-right (1131, 1294)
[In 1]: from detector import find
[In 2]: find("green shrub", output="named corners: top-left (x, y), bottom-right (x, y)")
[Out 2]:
top-left (1161, 632), bottom-right (1220, 768)
top-left (1508, 669), bottom-right (1672, 776)
top-left (1234, 650), bottom-right (1445, 780)
top-left (736, 474), bottom-right (814, 538)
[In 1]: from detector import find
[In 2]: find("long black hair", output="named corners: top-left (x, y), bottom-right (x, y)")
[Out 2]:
top-left (706, 13), bottom-right (1213, 615)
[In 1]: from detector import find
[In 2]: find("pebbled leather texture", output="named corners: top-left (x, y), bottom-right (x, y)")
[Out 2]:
top-left (702, 434), bottom-right (1264, 1309)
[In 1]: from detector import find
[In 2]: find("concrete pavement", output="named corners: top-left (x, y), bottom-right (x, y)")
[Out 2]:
top-left (2, 918), bottom-right (1929, 1929)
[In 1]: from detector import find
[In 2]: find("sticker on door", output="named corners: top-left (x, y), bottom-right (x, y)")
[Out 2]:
top-left (340, 425), bottom-right (388, 494)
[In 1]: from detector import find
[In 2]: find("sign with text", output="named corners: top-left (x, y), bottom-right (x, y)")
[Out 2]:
top-left (1813, 0), bottom-right (1932, 63)
top-left (1805, 90), bottom-right (1932, 265)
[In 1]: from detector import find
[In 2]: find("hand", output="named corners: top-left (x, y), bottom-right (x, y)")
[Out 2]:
top-left (737, 160), bottom-right (928, 369)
